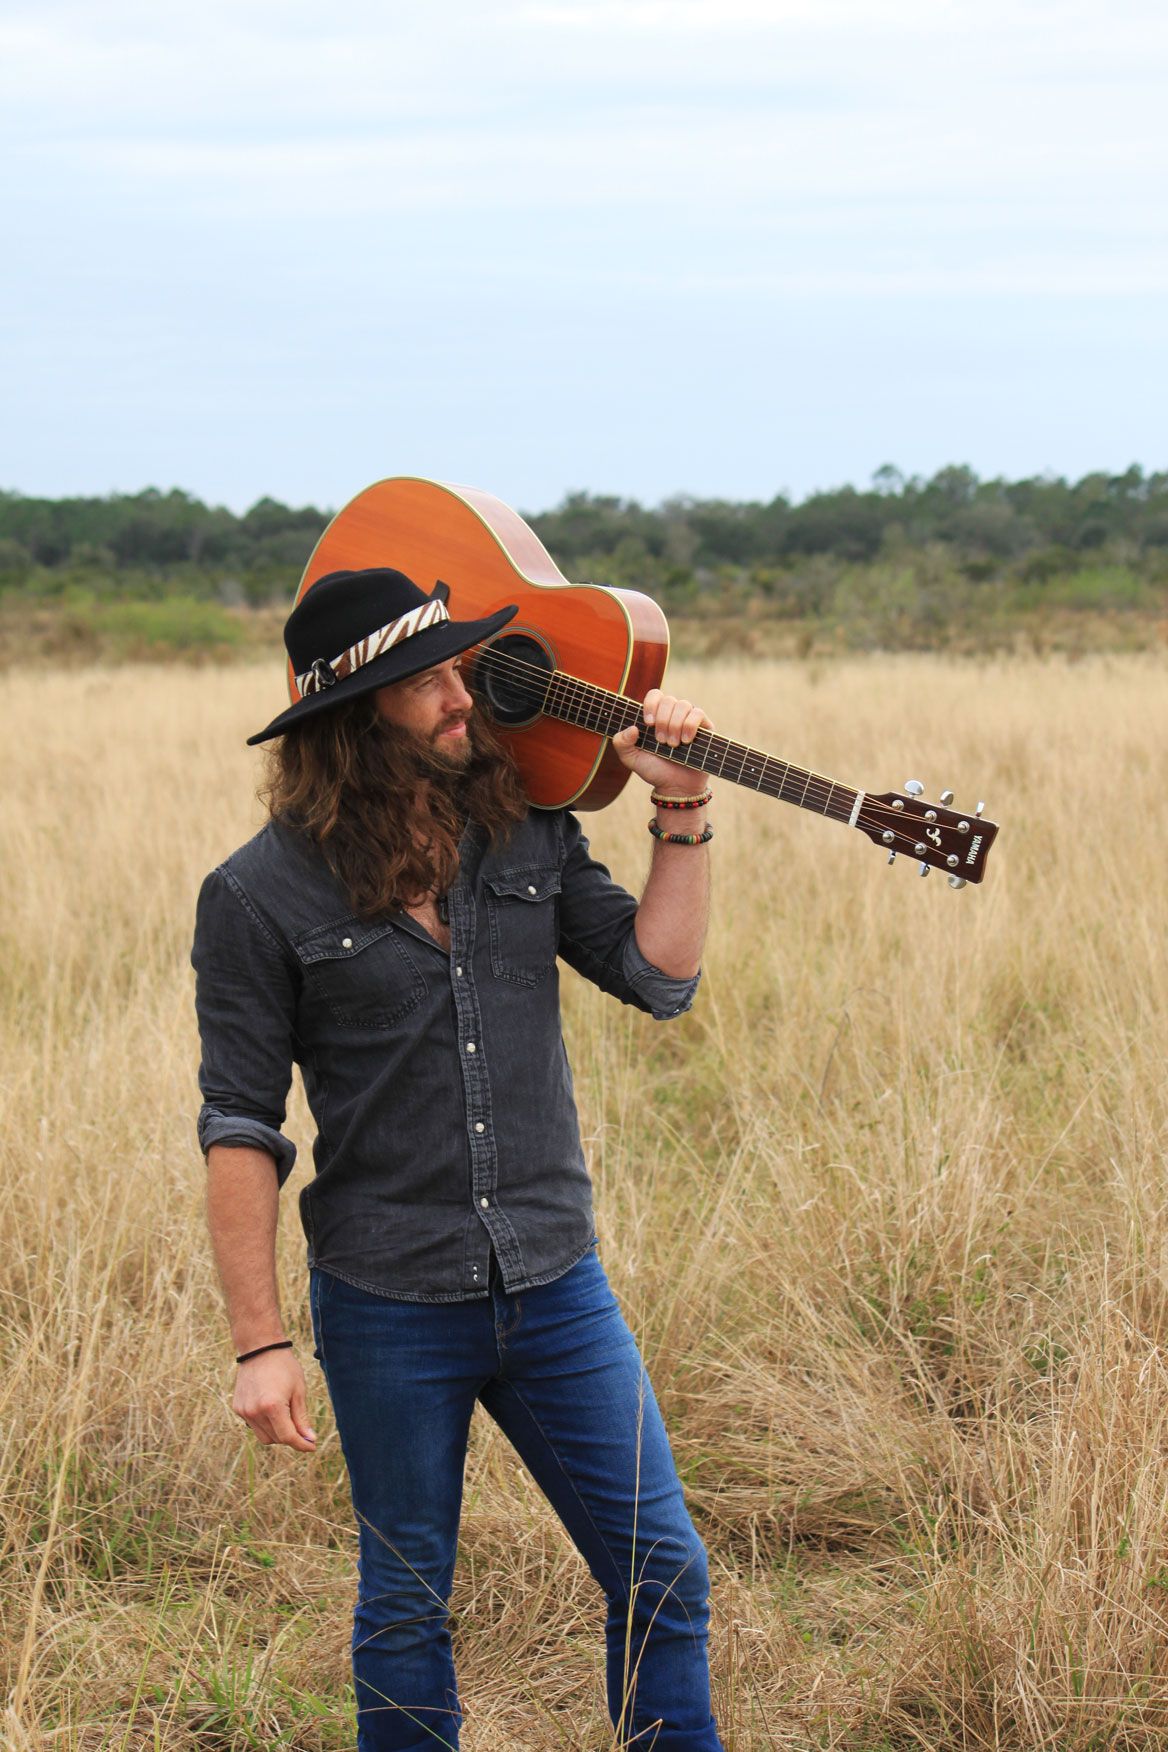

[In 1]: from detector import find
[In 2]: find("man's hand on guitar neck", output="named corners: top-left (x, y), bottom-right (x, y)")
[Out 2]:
top-left (611, 687), bottom-right (714, 794)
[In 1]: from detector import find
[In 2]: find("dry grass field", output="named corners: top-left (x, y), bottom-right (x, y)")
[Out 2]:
top-left (2, 653), bottom-right (1167, 1750)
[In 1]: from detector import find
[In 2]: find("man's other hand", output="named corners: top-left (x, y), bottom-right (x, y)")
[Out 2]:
top-left (233, 1350), bottom-right (317, 1452)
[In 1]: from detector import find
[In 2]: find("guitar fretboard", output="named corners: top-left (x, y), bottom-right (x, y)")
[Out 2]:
top-left (540, 670), bottom-right (859, 826)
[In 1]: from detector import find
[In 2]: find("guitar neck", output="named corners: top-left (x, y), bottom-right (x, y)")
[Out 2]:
top-left (542, 671), bottom-right (862, 828)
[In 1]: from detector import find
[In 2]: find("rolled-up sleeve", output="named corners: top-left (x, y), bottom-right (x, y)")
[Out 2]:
top-left (619, 929), bottom-right (701, 1020)
top-left (191, 867), bottom-right (300, 1187)
top-left (556, 811), bottom-right (701, 1021)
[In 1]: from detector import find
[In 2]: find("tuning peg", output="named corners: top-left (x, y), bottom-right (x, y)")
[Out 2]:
top-left (904, 779), bottom-right (924, 797)
top-left (948, 875), bottom-right (967, 890)
top-left (918, 861), bottom-right (930, 878)
top-left (940, 789), bottom-right (954, 805)
top-left (975, 800), bottom-right (985, 818)
top-left (887, 850), bottom-right (896, 865)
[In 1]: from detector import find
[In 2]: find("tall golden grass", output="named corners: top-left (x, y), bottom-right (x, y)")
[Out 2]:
top-left (2, 654), bottom-right (1166, 1750)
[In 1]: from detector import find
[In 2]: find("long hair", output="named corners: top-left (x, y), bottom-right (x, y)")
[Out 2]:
top-left (260, 690), bottom-right (528, 920)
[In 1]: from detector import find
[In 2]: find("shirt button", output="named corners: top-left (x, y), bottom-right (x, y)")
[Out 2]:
top-left (341, 936), bottom-right (353, 948)
top-left (480, 1195), bottom-right (489, 1208)
top-left (456, 965), bottom-right (463, 976)
top-left (474, 1122), bottom-right (485, 1134)
top-left (527, 884), bottom-right (537, 895)
top-left (466, 1041), bottom-right (476, 1053)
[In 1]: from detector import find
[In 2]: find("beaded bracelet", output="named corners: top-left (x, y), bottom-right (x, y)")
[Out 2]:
top-left (651, 788), bottom-right (713, 810)
top-left (235, 1339), bottom-right (294, 1365)
top-left (648, 819), bottom-right (714, 846)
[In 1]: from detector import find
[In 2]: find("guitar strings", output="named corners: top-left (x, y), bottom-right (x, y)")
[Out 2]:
top-left (474, 629), bottom-right (967, 859)
top-left (482, 653), bottom-right (970, 859)
top-left (479, 655), bottom-right (854, 823)
top-left (469, 641), bottom-right (855, 811)
top-left (466, 641), bottom-right (971, 844)
top-left (465, 641), bottom-right (966, 843)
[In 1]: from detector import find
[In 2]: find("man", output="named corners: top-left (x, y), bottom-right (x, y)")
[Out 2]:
top-left (192, 566), bottom-right (723, 1751)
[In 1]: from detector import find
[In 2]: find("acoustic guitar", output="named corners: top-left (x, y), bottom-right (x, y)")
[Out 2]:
top-left (289, 476), bottom-right (999, 887)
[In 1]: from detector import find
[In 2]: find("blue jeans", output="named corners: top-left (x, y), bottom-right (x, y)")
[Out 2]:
top-left (310, 1247), bottom-right (724, 1751)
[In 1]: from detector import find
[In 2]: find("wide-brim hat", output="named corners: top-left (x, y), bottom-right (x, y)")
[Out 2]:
top-left (247, 567), bottom-right (518, 745)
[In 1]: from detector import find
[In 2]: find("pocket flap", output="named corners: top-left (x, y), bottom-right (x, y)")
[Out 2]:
top-left (483, 867), bottom-right (562, 903)
top-left (292, 918), bottom-right (397, 965)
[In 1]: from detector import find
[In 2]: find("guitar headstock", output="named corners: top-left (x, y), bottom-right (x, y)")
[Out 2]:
top-left (856, 781), bottom-right (999, 886)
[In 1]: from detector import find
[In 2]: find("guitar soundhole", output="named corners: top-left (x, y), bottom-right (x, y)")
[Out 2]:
top-left (474, 633), bottom-right (554, 728)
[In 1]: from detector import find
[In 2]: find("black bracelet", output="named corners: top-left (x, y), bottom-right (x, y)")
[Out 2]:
top-left (235, 1339), bottom-right (294, 1365)
top-left (647, 819), bottom-right (714, 846)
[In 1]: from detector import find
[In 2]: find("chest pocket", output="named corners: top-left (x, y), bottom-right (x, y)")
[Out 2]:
top-left (483, 866), bottom-right (561, 987)
top-left (292, 917), bottom-right (427, 1029)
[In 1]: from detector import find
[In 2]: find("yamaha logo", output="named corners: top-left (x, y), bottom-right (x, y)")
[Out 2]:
top-left (965, 834), bottom-right (983, 866)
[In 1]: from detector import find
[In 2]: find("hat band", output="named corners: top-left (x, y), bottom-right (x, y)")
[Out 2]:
top-left (295, 597), bottom-right (451, 696)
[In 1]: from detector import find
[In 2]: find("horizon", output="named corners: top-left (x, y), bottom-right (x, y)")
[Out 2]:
top-left (2, 457), bottom-right (1163, 523)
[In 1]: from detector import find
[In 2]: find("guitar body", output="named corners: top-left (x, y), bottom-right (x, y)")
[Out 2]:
top-left (291, 476), bottom-right (669, 809)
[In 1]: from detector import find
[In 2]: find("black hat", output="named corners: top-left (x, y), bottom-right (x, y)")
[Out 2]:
top-left (247, 567), bottom-right (518, 745)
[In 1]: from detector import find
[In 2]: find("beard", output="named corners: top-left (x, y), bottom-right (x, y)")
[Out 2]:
top-left (369, 706), bottom-right (484, 800)
top-left (429, 712), bottom-right (475, 769)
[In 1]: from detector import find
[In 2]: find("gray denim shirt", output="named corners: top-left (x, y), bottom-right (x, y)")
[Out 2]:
top-left (191, 808), bottom-right (698, 1301)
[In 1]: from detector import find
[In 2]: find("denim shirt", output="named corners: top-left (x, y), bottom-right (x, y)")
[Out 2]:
top-left (191, 809), bottom-right (699, 1301)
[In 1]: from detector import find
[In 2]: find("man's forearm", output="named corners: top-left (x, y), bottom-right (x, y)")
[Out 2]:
top-left (205, 1143), bottom-right (287, 1353)
top-left (633, 803), bottom-right (711, 979)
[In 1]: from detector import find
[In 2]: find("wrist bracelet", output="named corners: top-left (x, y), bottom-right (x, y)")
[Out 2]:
top-left (648, 819), bottom-right (713, 846)
top-left (651, 788), bottom-right (712, 809)
top-left (235, 1339), bottom-right (294, 1365)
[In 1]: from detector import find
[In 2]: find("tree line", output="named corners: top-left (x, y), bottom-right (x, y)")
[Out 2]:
top-left (1, 465), bottom-right (1165, 610)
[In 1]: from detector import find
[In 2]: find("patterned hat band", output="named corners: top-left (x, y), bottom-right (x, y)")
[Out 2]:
top-left (295, 597), bottom-right (451, 697)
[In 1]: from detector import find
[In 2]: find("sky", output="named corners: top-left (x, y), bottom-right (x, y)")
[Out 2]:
top-left (1, 0), bottom-right (1165, 515)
